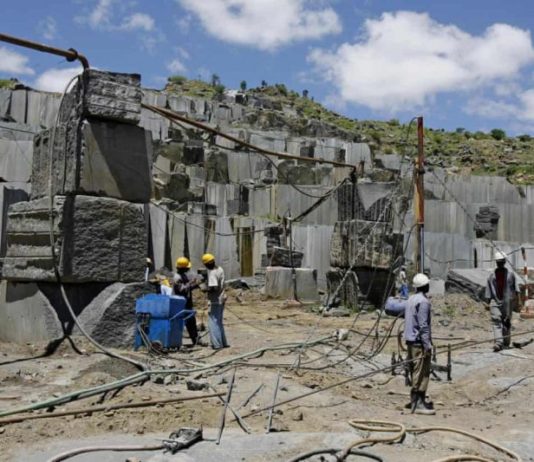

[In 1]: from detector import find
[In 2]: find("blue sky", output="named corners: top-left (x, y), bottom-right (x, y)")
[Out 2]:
top-left (3, 1), bottom-right (534, 135)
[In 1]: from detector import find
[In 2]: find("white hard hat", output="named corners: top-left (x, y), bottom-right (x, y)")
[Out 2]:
top-left (494, 251), bottom-right (507, 261)
top-left (413, 273), bottom-right (430, 288)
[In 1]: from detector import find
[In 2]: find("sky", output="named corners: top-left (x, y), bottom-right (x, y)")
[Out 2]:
top-left (3, 0), bottom-right (534, 135)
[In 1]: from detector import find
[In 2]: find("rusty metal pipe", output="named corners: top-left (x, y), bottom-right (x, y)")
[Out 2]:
top-left (0, 32), bottom-right (89, 69)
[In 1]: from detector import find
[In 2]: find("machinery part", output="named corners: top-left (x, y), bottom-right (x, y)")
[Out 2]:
top-left (164, 427), bottom-right (203, 454)
top-left (0, 33), bottom-right (89, 69)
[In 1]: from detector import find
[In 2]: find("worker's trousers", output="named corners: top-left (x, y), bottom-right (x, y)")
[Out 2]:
top-left (490, 301), bottom-right (511, 348)
top-left (208, 302), bottom-right (228, 349)
top-left (185, 316), bottom-right (199, 345)
top-left (407, 343), bottom-right (431, 393)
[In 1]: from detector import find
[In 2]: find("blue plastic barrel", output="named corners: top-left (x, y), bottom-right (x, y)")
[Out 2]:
top-left (385, 297), bottom-right (407, 318)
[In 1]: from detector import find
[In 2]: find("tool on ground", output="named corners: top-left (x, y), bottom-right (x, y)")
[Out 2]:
top-left (512, 338), bottom-right (534, 349)
top-left (161, 427), bottom-right (203, 453)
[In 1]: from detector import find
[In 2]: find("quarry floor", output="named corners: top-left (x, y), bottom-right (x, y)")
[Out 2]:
top-left (1, 290), bottom-right (534, 461)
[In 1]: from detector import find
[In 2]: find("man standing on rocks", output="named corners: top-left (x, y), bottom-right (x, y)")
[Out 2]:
top-left (201, 253), bottom-right (229, 350)
top-left (404, 273), bottom-right (435, 415)
top-left (486, 251), bottom-right (519, 352)
top-left (174, 257), bottom-right (204, 347)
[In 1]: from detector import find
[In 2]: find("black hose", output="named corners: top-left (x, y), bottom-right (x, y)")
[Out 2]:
top-left (287, 447), bottom-right (383, 462)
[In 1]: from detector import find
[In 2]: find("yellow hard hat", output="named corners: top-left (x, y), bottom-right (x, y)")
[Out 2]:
top-left (176, 257), bottom-right (192, 269)
top-left (202, 253), bottom-right (215, 264)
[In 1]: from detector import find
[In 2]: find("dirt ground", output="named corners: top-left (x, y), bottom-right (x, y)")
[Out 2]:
top-left (1, 289), bottom-right (534, 461)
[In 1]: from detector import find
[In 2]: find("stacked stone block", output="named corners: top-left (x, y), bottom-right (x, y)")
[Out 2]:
top-left (0, 70), bottom-right (151, 343)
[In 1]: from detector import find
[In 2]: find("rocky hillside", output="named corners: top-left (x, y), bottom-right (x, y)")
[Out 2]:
top-left (165, 76), bottom-right (534, 185)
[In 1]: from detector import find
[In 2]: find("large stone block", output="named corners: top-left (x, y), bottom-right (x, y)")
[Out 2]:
top-left (264, 266), bottom-right (319, 302)
top-left (330, 220), bottom-right (403, 269)
top-left (31, 119), bottom-right (152, 202)
top-left (0, 139), bottom-right (33, 182)
top-left (326, 269), bottom-right (359, 309)
top-left (270, 246), bottom-right (303, 267)
top-left (3, 195), bottom-right (147, 283)
top-left (0, 184), bottom-right (29, 271)
top-left (0, 280), bottom-right (109, 343)
top-left (77, 282), bottom-right (155, 348)
top-left (79, 70), bottom-right (142, 124)
top-left (0, 281), bottom-right (63, 343)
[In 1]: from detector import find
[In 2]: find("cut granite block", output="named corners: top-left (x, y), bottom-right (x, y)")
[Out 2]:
top-left (31, 119), bottom-right (152, 202)
top-left (76, 282), bottom-right (155, 348)
top-left (270, 246), bottom-right (303, 267)
top-left (264, 267), bottom-right (319, 302)
top-left (330, 220), bottom-right (403, 269)
top-left (3, 195), bottom-right (147, 283)
top-left (80, 69), bottom-right (142, 124)
top-left (0, 139), bottom-right (33, 182)
top-left (183, 139), bottom-right (204, 164)
top-left (0, 184), bottom-right (29, 269)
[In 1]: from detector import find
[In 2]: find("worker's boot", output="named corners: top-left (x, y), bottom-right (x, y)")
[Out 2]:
top-left (413, 392), bottom-right (435, 415)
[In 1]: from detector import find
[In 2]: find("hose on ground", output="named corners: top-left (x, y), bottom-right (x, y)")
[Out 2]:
top-left (0, 335), bottom-right (334, 418)
top-left (287, 448), bottom-right (383, 462)
top-left (338, 419), bottom-right (521, 462)
top-left (46, 444), bottom-right (164, 462)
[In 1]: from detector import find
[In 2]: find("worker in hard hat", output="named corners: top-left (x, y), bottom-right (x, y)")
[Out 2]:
top-left (403, 273), bottom-right (435, 415)
top-left (397, 265), bottom-right (409, 299)
top-left (201, 253), bottom-right (229, 350)
top-left (485, 251), bottom-right (520, 352)
top-left (173, 257), bottom-right (204, 347)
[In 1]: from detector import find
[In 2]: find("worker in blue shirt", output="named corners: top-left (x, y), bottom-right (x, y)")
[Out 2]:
top-left (404, 273), bottom-right (435, 415)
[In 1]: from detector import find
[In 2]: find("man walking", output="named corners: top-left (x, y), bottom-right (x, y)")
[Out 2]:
top-left (486, 251), bottom-right (519, 352)
top-left (174, 257), bottom-right (204, 347)
top-left (201, 253), bottom-right (229, 350)
top-left (398, 265), bottom-right (409, 299)
top-left (404, 273), bottom-right (435, 415)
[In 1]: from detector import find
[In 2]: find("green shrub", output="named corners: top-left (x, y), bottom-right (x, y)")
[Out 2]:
top-left (490, 128), bottom-right (506, 140)
top-left (275, 83), bottom-right (288, 96)
top-left (518, 134), bottom-right (531, 142)
top-left (167, 75), bottom-right (187, 85)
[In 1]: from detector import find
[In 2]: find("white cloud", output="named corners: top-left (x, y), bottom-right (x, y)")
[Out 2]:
top-left (33, 67), bottom-right (83, 93)
top-left (37, 16), bottom-right (58, 40)
top-left (465, 97), bottom-right (520, 119)
top-left (176, 14), bottom-right (193, 33)
top-left (87, 0), bottom-right (114, 29)
top-left (177, 0), bottom-right (341, 50)
top-left (0, 47), bottom-right (34, 75)
top-left (167, 58), bottom-right (187, 74)
top-left (120, 13), bottom-right (155, 31)
top-left (308, 11), bottom-right (534, 112)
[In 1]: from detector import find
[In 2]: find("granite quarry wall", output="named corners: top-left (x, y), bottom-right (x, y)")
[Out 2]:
top-left (1, 77), bottom-right (534, 343)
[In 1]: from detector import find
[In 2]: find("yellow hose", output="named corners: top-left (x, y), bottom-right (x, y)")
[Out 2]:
top-left (342, 419), bottom-right (522, 462)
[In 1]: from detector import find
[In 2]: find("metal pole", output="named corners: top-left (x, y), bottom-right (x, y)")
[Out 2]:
top-left (266, 372), bottom-right (281, 433)
top-left (216, 368), bottom-right (236, 445)
top-left (0, 33), bottom-right (89, 69)
top-left (414, 116), bottom-right (425, 273)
